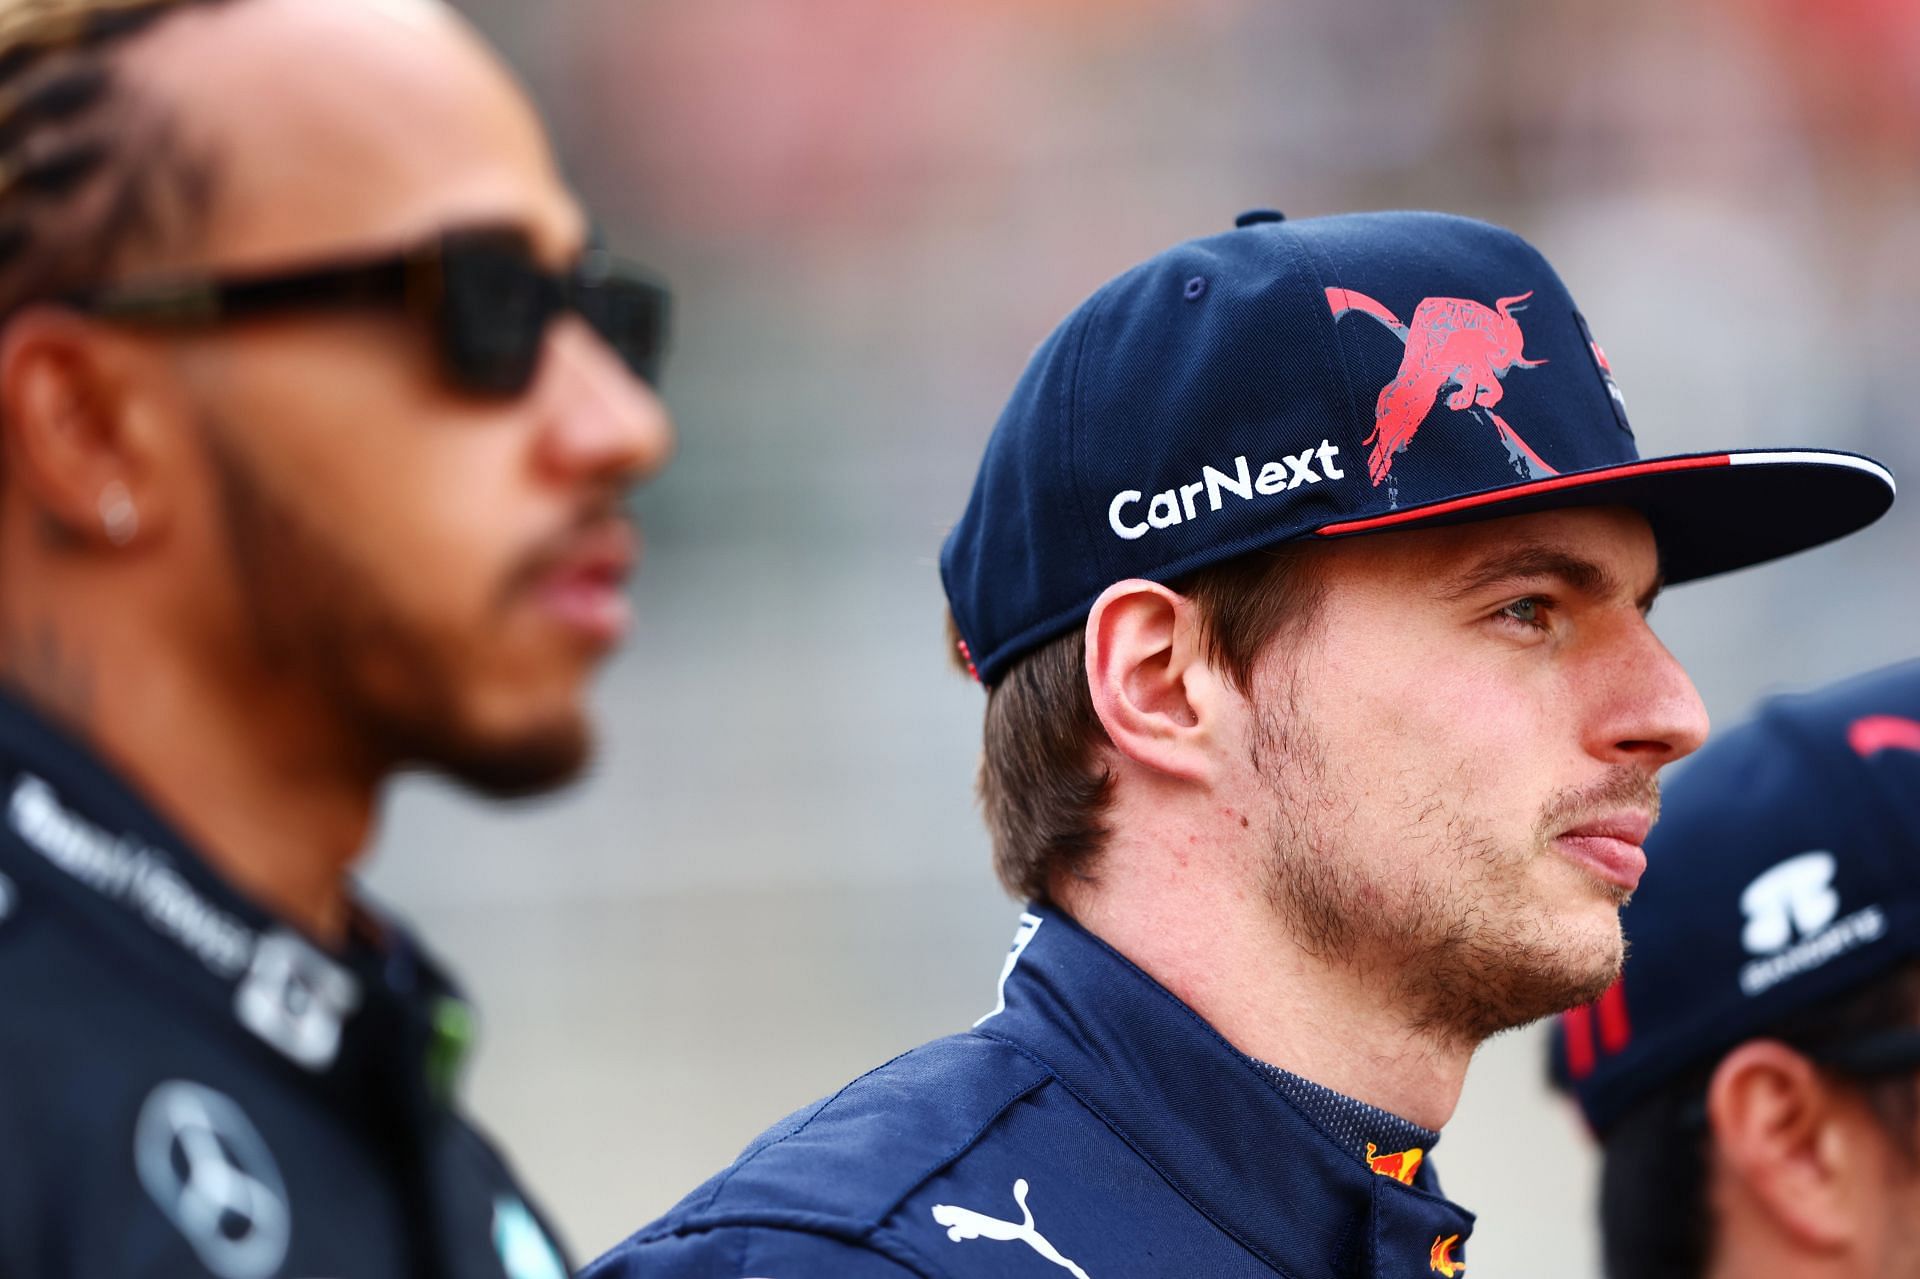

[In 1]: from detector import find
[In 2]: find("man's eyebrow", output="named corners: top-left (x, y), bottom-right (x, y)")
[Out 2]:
top-left (1441, 543), bottom-right (1664, 611)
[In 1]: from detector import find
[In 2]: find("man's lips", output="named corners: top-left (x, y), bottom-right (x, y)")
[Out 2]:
top-left (528, 521), bottom-right (637, 644)
top-left (1554, 812), bottom-right (1654, 892)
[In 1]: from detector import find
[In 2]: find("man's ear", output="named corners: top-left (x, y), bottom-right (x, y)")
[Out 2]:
top-left (0, 308), bottom-right (176, 548)
top-left (1084, 579), bottom-right (1232, 785)
top-left (1706, 1039), bottom-right (1873, 1255)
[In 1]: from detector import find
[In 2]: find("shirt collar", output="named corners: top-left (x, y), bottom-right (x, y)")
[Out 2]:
top-left (1249, 1058), bottom-right (1441, 1166)
top-left (0, 688), bottom-right (474, 1108)
top-left (974, 904), bottom-right (1475, 1279)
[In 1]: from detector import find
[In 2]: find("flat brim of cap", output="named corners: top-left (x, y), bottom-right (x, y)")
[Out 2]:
top-left (1310, 449), bottom-right (1895, 583)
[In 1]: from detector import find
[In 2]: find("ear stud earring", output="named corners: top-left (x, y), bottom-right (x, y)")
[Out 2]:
top-left (98, 481), bottom-right (137, 547)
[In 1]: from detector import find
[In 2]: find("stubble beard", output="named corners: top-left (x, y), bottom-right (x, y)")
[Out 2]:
top-left (1250, 693), bottom-right (1645, 1050)
top-left (203, 423), bottom-right (591, 798)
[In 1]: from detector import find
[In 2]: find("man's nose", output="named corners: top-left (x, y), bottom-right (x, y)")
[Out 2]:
top-left (1588, 620), bottom-right (1710, 770)
top-left (533, 315), bottom-right (675, 486)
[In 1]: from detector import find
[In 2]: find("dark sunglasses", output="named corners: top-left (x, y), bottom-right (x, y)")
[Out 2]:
top-left (57, 225), bottom-right (671, 397)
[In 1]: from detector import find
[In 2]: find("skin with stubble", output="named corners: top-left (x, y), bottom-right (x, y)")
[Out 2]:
top-left (0, 0), bottom-right (671, 942)
top-left (1062, 506), bottom-right (1706, 1130)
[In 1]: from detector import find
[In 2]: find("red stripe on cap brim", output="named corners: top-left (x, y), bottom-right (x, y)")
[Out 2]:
top-left (1306, 448), bottom-right (1894, 585)
top-left (1314, 454), bottom-right (1734, 536)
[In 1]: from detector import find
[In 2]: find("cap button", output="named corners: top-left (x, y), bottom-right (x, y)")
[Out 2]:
top-left (1235, 208), bottom-right (1285, 228)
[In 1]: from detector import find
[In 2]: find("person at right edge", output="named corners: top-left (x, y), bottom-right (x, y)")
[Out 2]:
top-left (1555, 660), bottom-right (1920, 1279)
top-left (589, 210), bottom-right (1895, 1277)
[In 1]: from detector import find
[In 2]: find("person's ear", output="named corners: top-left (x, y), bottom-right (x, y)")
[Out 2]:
top-left (1084, 579), bottom-right (1231, 785)
top-left (0, 308), bottom-right (178, 549)
top-left (1706, 1040), bottom-right (1876, 1255)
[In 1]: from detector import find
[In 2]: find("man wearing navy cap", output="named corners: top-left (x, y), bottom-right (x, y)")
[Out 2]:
top-left (591, 210), bottom-right (1893, 1278)
top-left (1555, 662), bottom-right (1920, 1279)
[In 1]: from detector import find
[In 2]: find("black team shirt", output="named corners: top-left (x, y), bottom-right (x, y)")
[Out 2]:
top-left (0, 691), bottom-right (569, 1278)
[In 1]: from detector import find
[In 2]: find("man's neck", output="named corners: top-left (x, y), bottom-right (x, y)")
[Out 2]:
top-left (1055, 812), bottom-right (1475, 1132)
top-left (0, 604), bottom-right (377, 947)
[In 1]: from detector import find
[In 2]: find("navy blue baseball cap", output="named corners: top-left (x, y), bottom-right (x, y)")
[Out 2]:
top-left (940, 210), bottom-right (1896, 685)
top-left (1554, 660), bottom-right (1920, 1135)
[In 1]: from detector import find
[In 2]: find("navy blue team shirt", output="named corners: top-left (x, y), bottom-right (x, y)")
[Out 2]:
top-left (0, 691), bottom-right (569, 1278)
top-left (589, 907), bottom-right (1474, 1278)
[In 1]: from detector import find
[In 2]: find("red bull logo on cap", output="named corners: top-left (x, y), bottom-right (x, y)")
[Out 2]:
top-left (1326, 287), bottom-right (1554, 491)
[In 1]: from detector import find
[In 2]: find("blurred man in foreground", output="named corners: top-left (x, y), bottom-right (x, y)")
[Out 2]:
top-left (590, 210), bottom-right (1891, 1277)
top-left (1557, 661), bottom-right (1920, 1279)
top-left (0, 0), bottom-right (671, 1273)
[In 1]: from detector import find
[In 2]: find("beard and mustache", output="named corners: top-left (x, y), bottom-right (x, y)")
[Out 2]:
top-left (203, 420), bottom-right (607, 799)
top-left (1250, 685), bottom-right (1659, 1047)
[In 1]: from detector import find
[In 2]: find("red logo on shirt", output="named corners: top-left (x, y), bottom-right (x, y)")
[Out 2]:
top-left (1365, 1142), bottom-right (1425, 1186)
top-left (1430, 1233), bottom-right (1466, 1276)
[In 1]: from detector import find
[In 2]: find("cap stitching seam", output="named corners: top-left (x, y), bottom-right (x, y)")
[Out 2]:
top-left (1064, 287), bottom-right (1116, 593)
top-left (1276, 228), bottom-right (1367, 462)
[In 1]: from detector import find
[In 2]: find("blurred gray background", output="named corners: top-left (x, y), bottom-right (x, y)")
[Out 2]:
top-left (366, 1), bottom-right (1920, 1274)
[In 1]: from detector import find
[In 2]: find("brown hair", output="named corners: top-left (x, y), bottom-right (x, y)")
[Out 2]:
top-left (956, 545), bottom-right (1322, 903)
top-left (0, 0), bottom-right (229, 316)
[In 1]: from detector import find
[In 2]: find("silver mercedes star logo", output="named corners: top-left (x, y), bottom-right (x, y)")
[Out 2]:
top-left (134, 1080), bottom-right (291, 1279)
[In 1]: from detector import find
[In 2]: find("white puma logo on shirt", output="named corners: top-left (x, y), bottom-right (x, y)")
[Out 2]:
top-left (930, 1178), bottom-right (1091, 1278)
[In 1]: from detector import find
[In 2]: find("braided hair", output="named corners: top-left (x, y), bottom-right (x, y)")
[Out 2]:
top-left (0, 0), bottom-right (232, 314)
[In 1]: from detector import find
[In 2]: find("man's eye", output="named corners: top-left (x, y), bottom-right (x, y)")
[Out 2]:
top-left (1499, 597), bottom-right (1549, 628)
